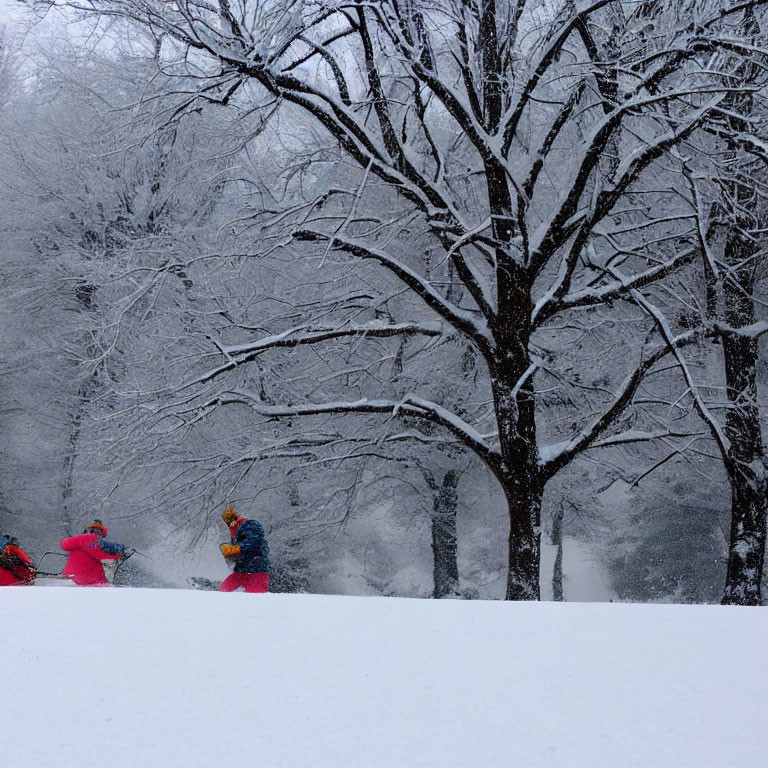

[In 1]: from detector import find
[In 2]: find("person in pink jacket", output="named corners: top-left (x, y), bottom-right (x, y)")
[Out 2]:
top-left (60, 520), bottom-right (126, 586)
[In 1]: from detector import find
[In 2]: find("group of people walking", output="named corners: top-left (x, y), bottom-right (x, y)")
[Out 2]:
top-left (0, 506), bottom-right (270, 593)
top-left (1, 519), bottom-right (133, 587)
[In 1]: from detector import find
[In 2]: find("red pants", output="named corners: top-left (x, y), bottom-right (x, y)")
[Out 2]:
top-left (219, 572), bottom-right (269, 593)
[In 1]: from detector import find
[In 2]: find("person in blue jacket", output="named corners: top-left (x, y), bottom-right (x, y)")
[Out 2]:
top-left (219, 506), bottom-right (270, 593)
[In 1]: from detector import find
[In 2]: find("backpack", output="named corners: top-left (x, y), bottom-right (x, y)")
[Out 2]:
top-left (0, 535), bottom-right (22, 572)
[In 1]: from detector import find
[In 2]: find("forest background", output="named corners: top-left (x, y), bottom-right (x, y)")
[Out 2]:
top-left (1, 0), bottom-right (767, 604)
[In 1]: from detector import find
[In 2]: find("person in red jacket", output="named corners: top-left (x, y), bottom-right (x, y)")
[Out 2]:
top-left (0, 535), bottom-right (35, 586)
top-left (60, 520), bottom-right (126, 586)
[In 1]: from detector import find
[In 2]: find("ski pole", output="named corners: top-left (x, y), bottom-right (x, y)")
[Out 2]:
top-left (37, 552), bottom-right (68, 571)
top-left (113, 549), bottom-right (132, 579)
top-left (112, 547), bottom-right (146, 580)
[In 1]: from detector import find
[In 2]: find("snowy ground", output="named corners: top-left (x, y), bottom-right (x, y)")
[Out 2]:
top-left (3, 587), bottom-right (767, 768)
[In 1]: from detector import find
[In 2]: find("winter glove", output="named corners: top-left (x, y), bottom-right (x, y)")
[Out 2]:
top-left (220, 544), bottom-right (241, 558)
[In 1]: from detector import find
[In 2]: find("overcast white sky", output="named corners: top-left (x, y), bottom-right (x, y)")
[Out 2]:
top-left (0, 0), bottom-right (28, 29)
top-left (0, 0), bottom-right (75, 42)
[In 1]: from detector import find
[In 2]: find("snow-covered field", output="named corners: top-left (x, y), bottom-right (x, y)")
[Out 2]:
top-left (3, 587), bottom-right (767, 768)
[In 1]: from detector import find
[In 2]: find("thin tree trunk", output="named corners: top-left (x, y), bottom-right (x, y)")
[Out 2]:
top-left (287, 475), bottom-right (301, 508)
top-left (431, 470), bottom-right (460, 599)
top-left (61, 386), bottom-right (87, 534)
top-left (551, 504), bottom-right (564, 602)
top-left (62, 283), bottom-right (98, 535)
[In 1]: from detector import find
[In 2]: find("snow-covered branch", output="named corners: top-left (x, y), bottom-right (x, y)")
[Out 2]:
top-left (292, 229), bottom-right (493, 350)
top-left (203, 390), bottom-right (502, 473)
top-left (539, 329), bottom-right (700, 479)
top-left (714, 321), bottom-right (768, 339)
top-left (533, 247), bottom-right (698, 327)
top-left (187, 322), bottom-right (445, 390)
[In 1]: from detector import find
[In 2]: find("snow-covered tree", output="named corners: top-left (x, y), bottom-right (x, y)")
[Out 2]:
top-left (20, 0), bottom-right (768, 599)
top-left (690, 5), bottom-right (768, 605)
top-left (0, 40), bottom-right (238, 561)
top-left (604, 1), bottom-right (768, 604)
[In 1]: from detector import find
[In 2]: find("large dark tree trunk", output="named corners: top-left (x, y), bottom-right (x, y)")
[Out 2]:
top-left (479, 0), bottom-right (541, 600)
top-left (501, 472), bottom-right (542, 601)
top-left (430, 470), bottom-right (460, 599)
top-left (718, 6), bottom-right (767, 606)
top-left (490, 347), bottom-right (542, 601)
top-left (486, 188), bottom-right (542, 598)
top-left (720, 246), bottom-right (768, 605)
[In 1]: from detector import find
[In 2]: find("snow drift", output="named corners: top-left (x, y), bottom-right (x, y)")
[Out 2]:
top-left (2, 588), bottom-right (767, 768)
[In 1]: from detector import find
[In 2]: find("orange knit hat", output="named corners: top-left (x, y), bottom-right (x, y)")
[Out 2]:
top-left (222, 507), bottom-right (239, 526)
top-left (85, 519), bottom-right (108, 536)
